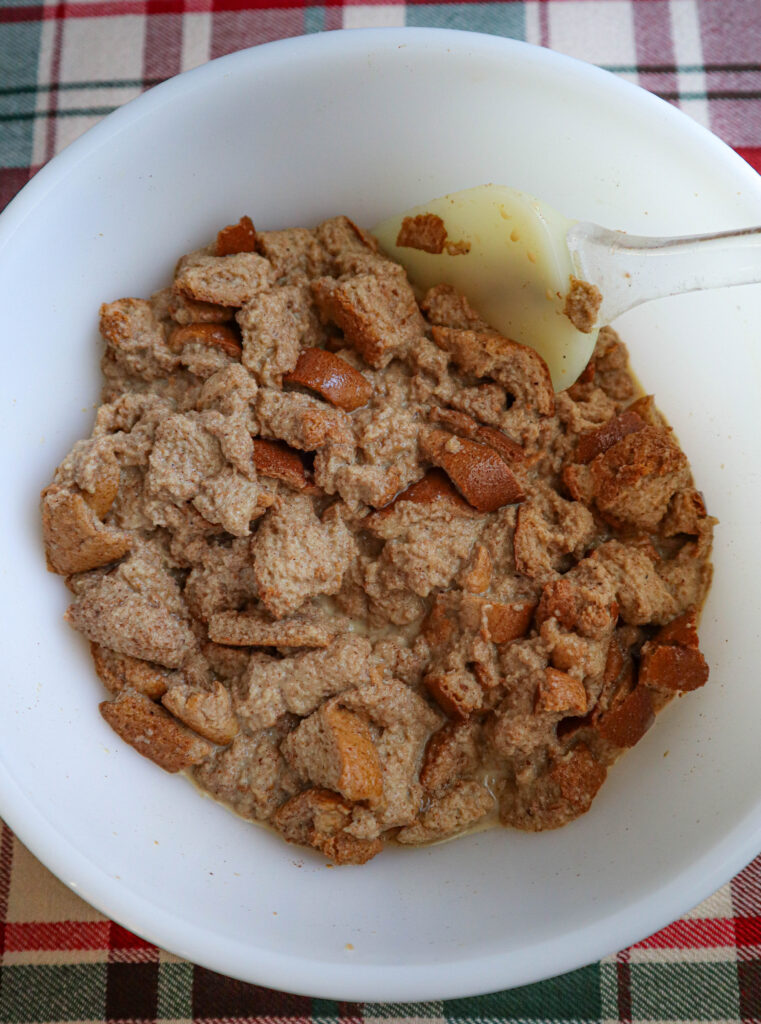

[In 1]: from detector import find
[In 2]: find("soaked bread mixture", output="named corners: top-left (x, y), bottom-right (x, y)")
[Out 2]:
top-left (41, 214), bottom-right (714, 865)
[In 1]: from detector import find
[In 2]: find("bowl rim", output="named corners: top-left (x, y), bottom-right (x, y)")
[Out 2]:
top-left (2, 26), bottom-right (761, 1001)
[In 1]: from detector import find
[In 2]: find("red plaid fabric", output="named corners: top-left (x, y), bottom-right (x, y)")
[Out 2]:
top-left (2, 2), bottom-right (761, 1020)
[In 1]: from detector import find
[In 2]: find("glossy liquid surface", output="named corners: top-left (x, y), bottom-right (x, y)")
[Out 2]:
top-left (373, 184), bottom-right (598, 390)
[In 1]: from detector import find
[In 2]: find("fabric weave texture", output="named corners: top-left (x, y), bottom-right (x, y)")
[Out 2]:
top-left (2, 1), bottom-right (760, 1020)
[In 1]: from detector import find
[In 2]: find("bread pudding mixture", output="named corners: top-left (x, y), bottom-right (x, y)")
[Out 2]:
top-left (41, 214), bottom-right (713, 864)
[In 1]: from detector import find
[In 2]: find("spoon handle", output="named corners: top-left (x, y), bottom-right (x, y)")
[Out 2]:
top-left (566, 222), bottom-right (761, 325)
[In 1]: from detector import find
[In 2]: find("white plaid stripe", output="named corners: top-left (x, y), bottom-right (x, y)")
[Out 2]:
top-left (58, 15), bottom-right (146, 84)
top-left (364, 1012), bottom-right (446, 1023)
top-left (547, 0), bottom-right (638, 67)
top-left (523, 2), bottom-right (543, 48)
top-left (625, 946), bottom-right (740, 965)
top-left (683, 883), bottom-right (734, 920)
top-left (343, 5), bottom-right (407, 28)
top-left (181, 11), bottom-right (213, 73)
top-left (670, 0), bottom-right (710, 128)
top-left (53, 113), bottom-right (105, 153)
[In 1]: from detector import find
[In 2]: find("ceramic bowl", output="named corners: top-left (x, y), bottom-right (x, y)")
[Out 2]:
top-left (1, 28), bottom-right (761, 1001)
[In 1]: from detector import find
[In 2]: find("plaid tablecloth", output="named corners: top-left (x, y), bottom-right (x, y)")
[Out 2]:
top-left (2, 2), bottom-right (761, 1021)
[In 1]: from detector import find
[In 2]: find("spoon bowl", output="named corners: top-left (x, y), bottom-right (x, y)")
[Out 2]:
top-left (376, 184), bottom-right (761, 389)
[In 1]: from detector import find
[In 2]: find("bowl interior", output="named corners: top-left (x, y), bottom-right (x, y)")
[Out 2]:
top-left (1, 29), bottom-right (761, 1001)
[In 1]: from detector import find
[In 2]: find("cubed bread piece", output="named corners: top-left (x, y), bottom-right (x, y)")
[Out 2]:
top-left (281, 702), bottom-right (383, 805)
top-left (208, 609), bottom-right (337, 648)
top-left (76, 448), bottom-right (121, 519)
top-left (175, 252), bottom-right (274, 306)
top-left (162, 681), bottom-right (239, 746)
top-left (513, 494), bottom-right (596, 580)
top-left (368, 469), bottom-right (476, 526)
top-left (500, 743), bottom-right (607, 831)
top-left (662, 488), bottom-right (708, 538)
top-left (587, 327), bottom-right (636, 402)
top-left (536, 668), bottom-right (587, 715)
top-left (596, 685), bottom-right (655, 750)
top-left (251, 438), bottom-right (315, 492)
top-left (449, 383), bottom-right (508, 425)
top-left (256, 390), bottom-right (352, 450)
top-left (396, 779), bottom-right (494, 844)
top-left (397, 213), bottom-right (460, 254)
top-left (315, 215), bottom-right (381, 274)
top-left (315, 444), bottom-right (419, 513)
top-left (460, 543), bottom-right (493, 593)
top-left (364, 500), bottom-right (486, 608)
top-left (483, 600), bottom-right (537, 644)
top-left (651, 609), bottom-right (700, 648)
top-left (339, 678), bottom-right (441, 828)
top-left (238, 284), bottom-right (324, 387)
top-left (590, 541), bottom-right (679, 627)
top-left (252, 495), bottom-right (357, 618)
top-left (627, 393), bottom-right (667, 428)
top-left (422, 595), bottom-right (457, 647)
top-left (458, 594), bottom-right (537, 644)
top-left (146, 413), bottom-right (223, 504)
top-left (551, 744), bottom-right (607, 812)
top-left (192, 465), bottom-right (265, 538)
top-left (231, 653), bottom-right (287, 730)
top-left (193, 729), bottom-right (298, 822)
top-left (216, 215), bottom-right (257, 256)
top-left (90, 643), bottom-right (174, 699)
top-left (183, 538), bottom-right (259, 624)
top-left (255, 227), bottom-right (330, 280)
top-left (396, 213), bottom-right (447, 253)
top-left (201, 641), bottom-right (251, 680)
top-left (167, 291), bottom-right (235, 325)
top-left (562, 462), bottom-right (595, 505)
top-left (431, 326), bottom-right (554, 415)
top-left (587, 426), bottom-right (691, 532)
top-left (421, 284), bottom-right (490, 330)
top-left (574, 409), bottom-right (647, 464)
top-left (234, 635), bottom-right (372, 731)
top-left (563, 276), bottom-right (602, 333)
top-left (425, 669), bottom-right (483, 720)
top-left (420, 721), bottom-right (481, 795)
top-left (272, 788), bottom-right (383, 865)
top-left (99, 297), bottom-right (178, 381)
top-left (279, 636), bottom-right (372, 716)
top-left (429, 406), bottom-right (480, 437)
top-left (536, 575), bottom-right (617, 640)
top-left (41, 486), bottom-right (132, 575)
top-left (421, 429), bottom-right (525, 513)
top-left (639, 609), bottom-right (709, 692)
top-left (284, 347), bottom-right (372, 411)
top-left (100, 690), bottom-right (213, 772)
top-left (311, 265), bottom-right (424, 368)
top-left (475, 426), bottom-right (525, 465)
top-left (167, 322), bottom-right (242, 359)
top-left (66, 574), bottom-right (195, 669)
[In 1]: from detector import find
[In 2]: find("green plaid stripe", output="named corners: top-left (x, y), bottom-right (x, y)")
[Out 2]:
top-left (406, 4), bottom-right (526, 36)
top-left (0, 964), bottom-right (108, 1023)
top-left (442, 964), bottom-right (602, 1022)
top-left (0, 18), bottom-right (43, 167)
top-left (0, 956), bottom-right (751, 1022)
top-left (628, 962), bottom-right (740, 1020)
top-left (158, 961), bottom-right (195, 1020)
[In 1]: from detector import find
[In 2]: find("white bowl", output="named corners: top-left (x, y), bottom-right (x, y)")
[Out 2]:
top-left (1, 28), bottom-right (761, 1002)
